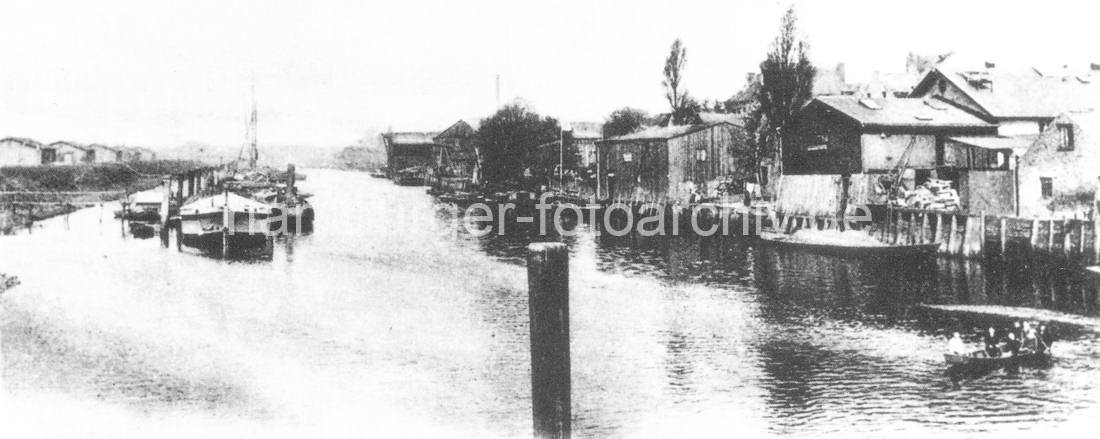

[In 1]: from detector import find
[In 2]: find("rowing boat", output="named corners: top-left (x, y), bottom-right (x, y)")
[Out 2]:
top-left (944, 351), bottom-right (1052, 368)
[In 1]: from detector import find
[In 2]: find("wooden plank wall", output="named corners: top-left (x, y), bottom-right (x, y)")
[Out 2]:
top-left (769, 206), bottom-right (1099, 263)
top-left (881, 208), bottom-right (1099, 262)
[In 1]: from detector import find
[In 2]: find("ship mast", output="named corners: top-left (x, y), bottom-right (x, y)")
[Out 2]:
top-left (248, 82), bottom-right (259, 169)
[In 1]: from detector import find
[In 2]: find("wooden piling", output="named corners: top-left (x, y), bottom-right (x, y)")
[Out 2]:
top-left (1047, 218), bottom-right (1054, 252)
top-left (1063, 218), bottom-right (1071, 258)
top-left (935, 213), bottom-right (945, 253)
top-left (963, 215), bottom-right (983, 258)
top-left (947, 214), bottom-right (958, 254)
top-left (1094, 219), bottom-right (1100, 263)
top-left (999, 217), bottom-right (1007, 255)
top-left (526, 242), bottom-right (571, 439)
top-left (1030, 218), bottom-right (1039, 251)
top-left (981, 211), bottom-right (990, 256)
top-left (1078, 221), bottom-right (1086, 255)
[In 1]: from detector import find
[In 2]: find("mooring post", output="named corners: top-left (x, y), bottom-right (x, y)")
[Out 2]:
top-left (526, 242), bottom-right (571, 439)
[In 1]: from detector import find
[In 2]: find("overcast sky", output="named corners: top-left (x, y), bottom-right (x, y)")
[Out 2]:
top-left (1, 0), bottom-right (1096, 149)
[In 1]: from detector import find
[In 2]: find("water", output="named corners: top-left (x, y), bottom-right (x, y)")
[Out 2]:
top-left (1, 169), bottom-right (1099, 438)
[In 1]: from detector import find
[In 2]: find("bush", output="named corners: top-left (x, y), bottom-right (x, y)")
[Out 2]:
top-left (0, 160), bottom-right (204, 191)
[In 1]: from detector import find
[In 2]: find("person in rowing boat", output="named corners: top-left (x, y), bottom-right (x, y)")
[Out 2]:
top-left (1022, 323), bottom-right (1039, 352)
top-left (1005, 332), bottom-right (1021, 357)
top-left (982, 327), bottom-right (1001, 358)
top-left (947, 332), bottom-right (966, 355)
top-left (1037, 325), bottom-right (1053, 355)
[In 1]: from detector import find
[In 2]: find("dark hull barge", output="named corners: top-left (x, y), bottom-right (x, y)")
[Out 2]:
top-left (757, 232), bottom-right (941, 256)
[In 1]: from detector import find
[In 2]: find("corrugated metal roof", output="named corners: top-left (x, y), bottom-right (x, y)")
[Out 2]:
top-left (814, 96), bottom-right (994, 128)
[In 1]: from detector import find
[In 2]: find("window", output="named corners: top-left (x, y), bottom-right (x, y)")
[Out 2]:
top-left (622, 152), bottom-right (633, 162)
top-left (805, 133), bottom-right (829, 151)
top-left (937, 79), bottom-right (947, 94)
top-left (696, 148), bottom-right (707, 161)
top-left (1056, 124), bottom-right (1074, 151)
top-left (1040, 177), bottom-right (1053, 198)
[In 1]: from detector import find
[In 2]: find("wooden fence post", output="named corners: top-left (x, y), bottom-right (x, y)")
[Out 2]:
top-left (527, 243), bottom-right (571, 439)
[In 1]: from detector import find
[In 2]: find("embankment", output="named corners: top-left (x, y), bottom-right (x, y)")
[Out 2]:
top-left (919, 303), bottom-right (1100, 332)
top-left (0, 161), bottom-right (202, 231)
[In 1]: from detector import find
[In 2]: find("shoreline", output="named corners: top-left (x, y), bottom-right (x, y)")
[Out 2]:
top-left (1, 160), bottom-right (203, 234)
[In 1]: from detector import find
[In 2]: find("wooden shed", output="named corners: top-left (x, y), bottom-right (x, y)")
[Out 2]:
top-left (596, 121), bottom-right (749, 203)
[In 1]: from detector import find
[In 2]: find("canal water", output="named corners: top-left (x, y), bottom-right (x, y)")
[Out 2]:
top-left (1, 169), bottom-right (1099, 438)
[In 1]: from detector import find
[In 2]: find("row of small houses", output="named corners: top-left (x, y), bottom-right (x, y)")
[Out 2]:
top-left (383, 62), bottom-right (1099, 219)
top-left (0, 137), bottom-right (157, 167)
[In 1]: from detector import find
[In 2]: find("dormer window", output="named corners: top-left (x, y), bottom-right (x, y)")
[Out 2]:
top-left (1057, 124), bottom-right (1074, 151)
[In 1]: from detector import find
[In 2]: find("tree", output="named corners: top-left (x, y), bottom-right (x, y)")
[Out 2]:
top-left (476, 103), bottom-right (561, 188)
top-left (750, 6), bottom-right (815, 181)
top-left (603, 107), bottom-right (650, 138)
top-left (663, 38), bottom-right (690, 123)
top-left (671, 95), bottom-right (702, 126)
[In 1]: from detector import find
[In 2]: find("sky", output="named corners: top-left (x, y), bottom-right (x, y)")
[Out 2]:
top-left (0, 0), bottom-right (1097, 150)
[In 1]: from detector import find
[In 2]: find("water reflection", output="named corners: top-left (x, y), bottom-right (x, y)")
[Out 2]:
top-left (2, 171), bottom-right (1099, 438)
top-left (458, 210), bottom-right (1100, 435)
